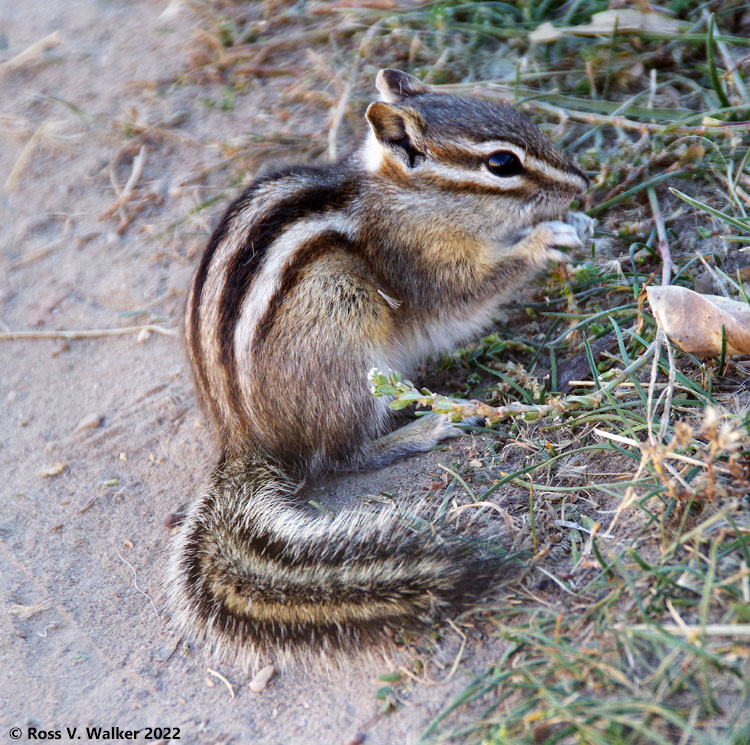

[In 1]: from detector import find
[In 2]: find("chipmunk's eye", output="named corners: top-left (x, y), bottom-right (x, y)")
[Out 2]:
top-left (487, 151), bottom-right (523, 177)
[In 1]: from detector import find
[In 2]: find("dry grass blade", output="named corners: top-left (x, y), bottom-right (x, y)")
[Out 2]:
top-left (0, 31), bottom-right (62, 76)
top-left (0, 325), bottom-right (177, 340)
top-left (101, 144), bottom-right (149, 218)
top-left (9, 598), bottom-right (55, 619)
top-left (8, 217), bottom-right (73, 269)
top-left (206, 667), bottom-right (236, 698)
top-left (5, 120), bottom-right (59, 192)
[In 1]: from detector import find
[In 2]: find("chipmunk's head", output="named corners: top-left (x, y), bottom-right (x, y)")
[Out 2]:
top-left (363, 69), bottom-right (588, 229)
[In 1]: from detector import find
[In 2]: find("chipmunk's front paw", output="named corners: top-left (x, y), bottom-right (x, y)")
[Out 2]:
top-left (521, 220), bottom-right (583, 264)
top-left (566, 211), bottom-right (595, 247)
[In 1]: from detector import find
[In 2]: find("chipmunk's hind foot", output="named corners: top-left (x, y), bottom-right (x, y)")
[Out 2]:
top-left (357, 412), bottom-right (469, 470)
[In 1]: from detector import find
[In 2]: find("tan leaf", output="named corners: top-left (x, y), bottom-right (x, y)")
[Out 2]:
top-left (647, 286), bottom-right (750, 357)
top-left (39, 462), bottom-right (67, 477)
top-left (530, 10), bottom-right (683, 44)
top-left (249, 663), bottom-right (276, 693)
top-left (75, 412), bottom-right (103, 432)
top-left (9, 598), bottom-right (54, 618)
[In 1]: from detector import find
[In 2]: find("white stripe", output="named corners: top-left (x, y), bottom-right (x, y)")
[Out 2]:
top-left (423, 154), bottom-right (583, 193)
top-left (233, 213), bottom-right (354, 407)
top-left (456, 139), bottom-right (582, 188)
top-left (363, 131), bottom-right (383, 172)
top-left (423, 161), bottom-right (525, 190)
top-left (196, 188), bottom-right (277, 427)
top-left (460, 138), bottom-right (526, 162)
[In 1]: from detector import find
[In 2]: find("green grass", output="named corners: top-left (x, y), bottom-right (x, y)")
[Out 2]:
top-left (184, 1), bottom-right (750, 742)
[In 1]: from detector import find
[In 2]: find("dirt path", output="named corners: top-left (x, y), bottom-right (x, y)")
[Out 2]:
top-left (0, 3), bottom-right (508, 742)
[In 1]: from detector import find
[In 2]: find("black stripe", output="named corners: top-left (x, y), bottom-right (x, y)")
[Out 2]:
top-left (215, 170), bottom-right (357, 426)
top-left (187, 549), bottom-right (500, 651)
top-left (177, 491), bottom-right (505, 651)
top-left (252, 230), bottom-right (350, 348)
top-left (214, 610), bottom-right (403, 650)
top-left (188, 164), bottom-right (354, 434)
top-left (185, 482), bottom-right (438, 574)
top-left (425, 168), bottom-right (548, 197)
top-left (220, 560), bottom-right (434, 603)
top-left (188, 186), bottom-right (260, 429)
top-left (232, 517), bottom-right (432, 571)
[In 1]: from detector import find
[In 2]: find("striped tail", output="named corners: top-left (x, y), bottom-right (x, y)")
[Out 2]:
top-left (167, 453), bottom-right (504, 668)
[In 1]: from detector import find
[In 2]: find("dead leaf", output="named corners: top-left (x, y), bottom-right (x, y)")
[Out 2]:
top-left (75, 412), bottom-right (104, 432)
top-left (75, 413), bottom-right (104, 432)
top-left (647, 286), bottom-right (750, 357)
top-left (9, 598), bottom-right (54, 618)
top-left (530, 9), bottom-right (683, 44)
top-left (249, 663), bottom-right (276, 693)
top-left (39, 462), bottom-right (67, 478)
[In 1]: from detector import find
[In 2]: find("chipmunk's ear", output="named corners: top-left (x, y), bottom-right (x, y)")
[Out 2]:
top-left (375, 69), bottom-right (429, 103)
top-left (365, 102), bottom-right (426, 168)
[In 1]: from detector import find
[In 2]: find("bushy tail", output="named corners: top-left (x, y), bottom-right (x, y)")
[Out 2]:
top-left (167, 454), bottom-right (504, 667)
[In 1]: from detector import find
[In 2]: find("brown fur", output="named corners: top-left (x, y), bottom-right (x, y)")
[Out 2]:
top-left (168, 69), bottom-right (591, 668)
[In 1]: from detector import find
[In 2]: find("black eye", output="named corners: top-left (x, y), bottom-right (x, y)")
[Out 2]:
top-left (487, 151), bottom-right (523, 177)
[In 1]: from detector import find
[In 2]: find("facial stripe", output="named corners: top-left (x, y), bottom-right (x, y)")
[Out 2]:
top-left (524, 154), bottom-right (588, 190)
top-left (435, 138), bottom-right (526, 166)
top-left (421, 175), bottom-right (537, 198)
top-left (373, 144), bottom-right (585, 196)
top-left (419, 160), bottom-right (547, 194)
top-left (368, 123), bottom-right (586, 196)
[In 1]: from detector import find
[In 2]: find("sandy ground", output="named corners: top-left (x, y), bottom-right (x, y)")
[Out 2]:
top-left (0, 2), bottom-right (532, 743)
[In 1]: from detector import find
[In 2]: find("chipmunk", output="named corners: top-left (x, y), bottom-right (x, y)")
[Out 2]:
top-left (168, 69), bottom-right (591, 667)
